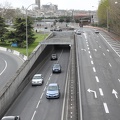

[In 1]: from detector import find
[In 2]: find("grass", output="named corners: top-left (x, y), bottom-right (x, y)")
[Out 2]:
top-left (0, 33), bottom-right (48, 56)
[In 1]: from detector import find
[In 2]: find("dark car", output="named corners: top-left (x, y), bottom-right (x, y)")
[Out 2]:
top-left (52, 64), bottom-right (61, 73)
top-left (46, 83), bottom-right (60, 99)
top-left (51, 54), bottom-right (57, 60)
top-left (1, 116), bottom-right (20, 120)
top-left (95, 30), bottom-right (99, 33)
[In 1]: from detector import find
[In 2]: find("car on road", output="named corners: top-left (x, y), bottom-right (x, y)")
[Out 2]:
top-left (46, 83), bottom-right (60, 99)
top-left (95, 30), bottom-right (99, 34)
top-left (1, 116), bottom-right (20, 120)
top-left (51, 54), bottom-right (57, 60)
top-left (52, 63), bottom-right (61, 73)
top-left (32, 74), bottom-right (44, 86)
top-left (76, 30), bottom-right (81, 35)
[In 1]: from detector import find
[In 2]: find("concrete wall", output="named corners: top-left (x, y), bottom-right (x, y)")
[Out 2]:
top-left (0, 33), bottom-right (54, 118)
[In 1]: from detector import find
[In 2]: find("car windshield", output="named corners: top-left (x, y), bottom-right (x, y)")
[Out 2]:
top-left (48, 86), bottom-right (58, 91)
top-left (33, 76), bottom-right (42, 79)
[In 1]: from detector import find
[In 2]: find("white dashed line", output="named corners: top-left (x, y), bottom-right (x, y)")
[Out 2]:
top-left (118, 79), bottom-right (120, 82)
top-left (107, 49), bottom-right (109, 52)
top-left (43, 87), bottom-right (46, 92)
top-left (31, 111), bottom-right (36, 120)
top-left (109, 63), bottom-right (112, 67)
top-left (93, 67), bottom-right (96, 72)
top-left (95, 76), bottom-right (99, 82)
top-left (90, 55), bottom-right (92, 59)
top-left (91, 61), bottom-right (94, 65)
top-left (99, 88), bottom-right (104, 96)
top-left (40, 92), bottom-right (44, 99)
top-left (103, 53), bottom-right (105, 56)
top-left (36, 100), bottom-right (41, 108)
top-left (99, 46), bottom-right (101, 48)
top-left (103, 103), bottom-right (109, 113)
top-left (88, 51), bottom-right (91, 54)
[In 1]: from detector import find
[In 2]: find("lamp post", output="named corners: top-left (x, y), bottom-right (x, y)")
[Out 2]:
top-left (26, 4), bottom-right (37, 59)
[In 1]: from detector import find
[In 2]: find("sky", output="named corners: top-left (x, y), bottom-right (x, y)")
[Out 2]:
top-left (0, 0), bottom-right (100, 10)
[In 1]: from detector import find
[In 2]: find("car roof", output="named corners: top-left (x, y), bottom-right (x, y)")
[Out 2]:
top-left (48, 83), bottom-right (58, 86)
top-left (34, 74), bottom-right (42, 76)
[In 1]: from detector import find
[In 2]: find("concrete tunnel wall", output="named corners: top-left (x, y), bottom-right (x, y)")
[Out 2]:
top-left (0, 44), bottom-right (54, 118)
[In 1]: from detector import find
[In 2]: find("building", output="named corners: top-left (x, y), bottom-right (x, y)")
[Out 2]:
top-left (35, 0), bottom-right (40, 9)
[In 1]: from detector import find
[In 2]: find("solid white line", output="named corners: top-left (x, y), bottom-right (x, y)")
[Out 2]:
top-left (31, 111), bottom-right (36, 120)
top-left (93, 67), bottom-right (96, 72)
top-left (99, 88), bottom-right (104, 96)
top-left (95, 76), bottom-right (99, 82)
top-left (0, 60), bottom-right (7, 75)
top-left (103, 103), bottom-right (109, 113)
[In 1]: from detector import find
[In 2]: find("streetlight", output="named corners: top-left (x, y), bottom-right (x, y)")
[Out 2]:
top-left (26, 4), bottom-right (37, 59)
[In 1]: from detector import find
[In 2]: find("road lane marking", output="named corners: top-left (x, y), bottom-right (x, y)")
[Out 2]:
top-left (100, 34), bottom-right (120, 57)
top-left (36, 100), bottom-right (41, 108)
top-left (109, 63), bottom-right (112, 67)
top-left (0, 60), bottom-right (7, 75)
top-left (103, 53), bottom-right (105, 56)
top-left (107, 49), bottom-right (109, 52)
top-left (88, 51), bottom-right (91, 54)
top-left (40, 92), bottom-right (44, 99)
top-left (43, 86), bottom-right (46, 92)
top-left (95, 76), bottom-right (99, 82)
top-left (88, 47), bottom-right (90, 50)
top-left (118, 79), bottom-right (120, 82)
top-left (99, 46), bottom-right (101, 48)
top-left (91, 61), bottom-right (94, 65)
top-left (31, 111), bottom-right (36, 120)
top-left (90, 55), bottom-right (92, 59)
top-left (103, 103), bottom-right (109, 113)
top-left (93, 67), bottom-right (96, 72)
top-left (99, 88), bottom-right (104, 96)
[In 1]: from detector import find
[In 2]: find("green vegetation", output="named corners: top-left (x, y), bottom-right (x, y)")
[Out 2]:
top-left (0, 33), bottom-right (48, 56)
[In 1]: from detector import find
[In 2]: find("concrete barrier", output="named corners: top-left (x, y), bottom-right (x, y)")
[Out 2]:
top-left (0, 33), bottom-right (54, 118)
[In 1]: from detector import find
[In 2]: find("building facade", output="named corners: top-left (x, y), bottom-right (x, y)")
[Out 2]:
top-left (35, 0), bottom-right (40, 9)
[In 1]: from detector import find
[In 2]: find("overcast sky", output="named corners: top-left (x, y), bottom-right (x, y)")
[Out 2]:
top-left (0, 0), bottom-right (100, 10)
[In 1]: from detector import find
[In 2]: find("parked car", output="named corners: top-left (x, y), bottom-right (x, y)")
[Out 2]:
top-left (32, 74), bottom-right (44, 86)
top-left (46, 83), bottom-right (60, 99)
top-left (1, 116), bottom-right (20, 120)
top-left (52, 64), bottom-right (61, 73)
top-left (51, 54), bottom-right (57, 60)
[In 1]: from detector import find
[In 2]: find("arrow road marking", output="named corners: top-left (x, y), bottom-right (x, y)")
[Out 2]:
top-left (112, 89), bottom-right (118, 98)
top-left (87, 88), bottom-right (97, 98)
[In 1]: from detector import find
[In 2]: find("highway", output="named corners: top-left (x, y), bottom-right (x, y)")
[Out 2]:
top-left (76, 27), bottom-right (120, 120)
top-left (4, 47), bottom-right (70, 120)
top-left (0, 51), bottom-right (24, 91)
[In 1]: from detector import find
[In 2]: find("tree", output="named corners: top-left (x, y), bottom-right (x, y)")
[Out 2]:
top-left (97, 0), bottom-right (109, 27)
top-left (0, 17), bottom-right (8, 41)
top-left (13, 17), bottom-right (35, 47)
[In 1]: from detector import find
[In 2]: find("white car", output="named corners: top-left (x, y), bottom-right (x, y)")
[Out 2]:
top-left (32, 74), bottom-right (44, 86)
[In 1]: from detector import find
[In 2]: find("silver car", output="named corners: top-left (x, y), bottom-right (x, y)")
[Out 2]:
top-left (32, 74), bottom-right (44, 86)
top-left (1, 116), bottom-right (20, 120)
top-left (46, 83), bottom-right (60, 99)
